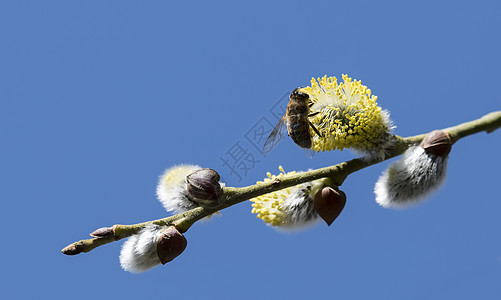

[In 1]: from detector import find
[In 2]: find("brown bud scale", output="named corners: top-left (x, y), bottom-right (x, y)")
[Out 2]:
top-left (89, 227), bottom-right (114, 238)
top-left (61, 244), bottom-right (80, 255)
top-left (157, 226), bottom-right (188, 265)
top-left (186, 168), bottom-right (222, 206)
top-left (420, 130), bottom-right (452, 157)
top-left (313, 186), bottom-right (346, 226)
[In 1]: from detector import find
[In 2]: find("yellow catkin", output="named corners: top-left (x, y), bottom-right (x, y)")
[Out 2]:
top-left (302, 74), bottom-right (392, 155)
top-left (250, 167), bottom-right (326, 227)
top-left (250, 167), bottom-right (301, 225)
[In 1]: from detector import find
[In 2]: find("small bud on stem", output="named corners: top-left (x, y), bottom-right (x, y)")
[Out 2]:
top-left (313, 186), bottom-right (346, 226)
top-left (420, 130), bottom-right (452, 157)
top-left (186, 168), bottom-right (222, 207)
top-left (61, 244), bottom-right (79, 255)
top-left (156, 226), bottom-right (188, 265)
top-left (89, 226), bottom-right (114, 238)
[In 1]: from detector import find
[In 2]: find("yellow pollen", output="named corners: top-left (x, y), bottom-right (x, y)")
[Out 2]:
top-left (302, 74), bottom-right (392, 155)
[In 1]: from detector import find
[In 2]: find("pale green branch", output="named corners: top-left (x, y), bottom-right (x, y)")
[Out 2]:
top-left (62, 111), bottom-right (501, 255)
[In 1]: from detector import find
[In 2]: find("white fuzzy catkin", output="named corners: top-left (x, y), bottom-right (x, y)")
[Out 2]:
top-left (278, 185), bottom-right (320, 230)
top-left (358, 109), bottom-right (395, 162)
top-left (374, 146), bottom-right (448, 209)
top-left (251, 168), bottom-right (327, 231)
top-left (119, 224), bottom-right (163, 273)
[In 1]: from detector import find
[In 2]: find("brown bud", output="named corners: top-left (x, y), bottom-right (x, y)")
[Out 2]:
top-left (420, 130), bottom-right (452, 157)
top-left (186, 168), bottom-right (222, 207)
top-left (313, 186), bottom-right (346, 226)
top-left (61, 244), bottom-right (80, 255)
top-left (157, 226), bottom-right (188, 265)
top-left (89, 226), bottom-right (114, 238)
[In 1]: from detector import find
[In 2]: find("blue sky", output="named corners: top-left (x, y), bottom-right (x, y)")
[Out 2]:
top-left (1, 1), bottom-right (500, 299)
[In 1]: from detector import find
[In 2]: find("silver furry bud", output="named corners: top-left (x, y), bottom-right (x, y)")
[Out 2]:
top-left (119, 225), bottom-right (164, 273)
top-left (374, 144), bottom-right (449, 209)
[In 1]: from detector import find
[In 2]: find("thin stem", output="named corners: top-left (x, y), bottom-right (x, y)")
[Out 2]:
top-left (62, 111), bottom-right (501, 255)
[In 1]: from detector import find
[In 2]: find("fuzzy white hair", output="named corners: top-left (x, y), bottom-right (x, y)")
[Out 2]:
top-left (272, 177), bottom-right (325, 232)
top-left (119, 224), bottom-right (162, 273)
top-left (156, 164), bottom-right (202, 214)
top-left (359, 109), bottom-right (395, 162)
top-left (278, 188), bottom-right (319, 229)
top-left (374, 146), bottom-right (448, 209)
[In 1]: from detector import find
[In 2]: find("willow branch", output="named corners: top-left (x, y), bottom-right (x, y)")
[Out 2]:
top-left (62, 111), bottom-right (501, 255)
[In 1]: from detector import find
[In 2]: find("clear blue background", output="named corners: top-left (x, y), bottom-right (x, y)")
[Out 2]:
top-left (1, 1), bottom-right (500, 299)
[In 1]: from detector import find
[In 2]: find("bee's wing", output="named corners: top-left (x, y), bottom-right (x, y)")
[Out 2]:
top-left (303, 148), bottom-right (315, 158)
top-left (262, 116), bottom-right (287, 156)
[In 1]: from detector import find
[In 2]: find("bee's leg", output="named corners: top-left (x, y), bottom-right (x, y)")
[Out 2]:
top-left (309, 121), bottom-right (323, 138)
top-left (308, 112), bottom-right (320, 117)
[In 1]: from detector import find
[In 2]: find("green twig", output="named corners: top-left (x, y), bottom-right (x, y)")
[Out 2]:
top-left (62, 111), bottom-right (501, 255)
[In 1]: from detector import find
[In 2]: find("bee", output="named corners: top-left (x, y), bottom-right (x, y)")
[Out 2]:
top-left (263, 88), bottom-right (322, 156)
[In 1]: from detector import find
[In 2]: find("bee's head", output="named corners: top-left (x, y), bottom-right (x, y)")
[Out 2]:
top-left (290, 87), bottom-right (309, 99)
